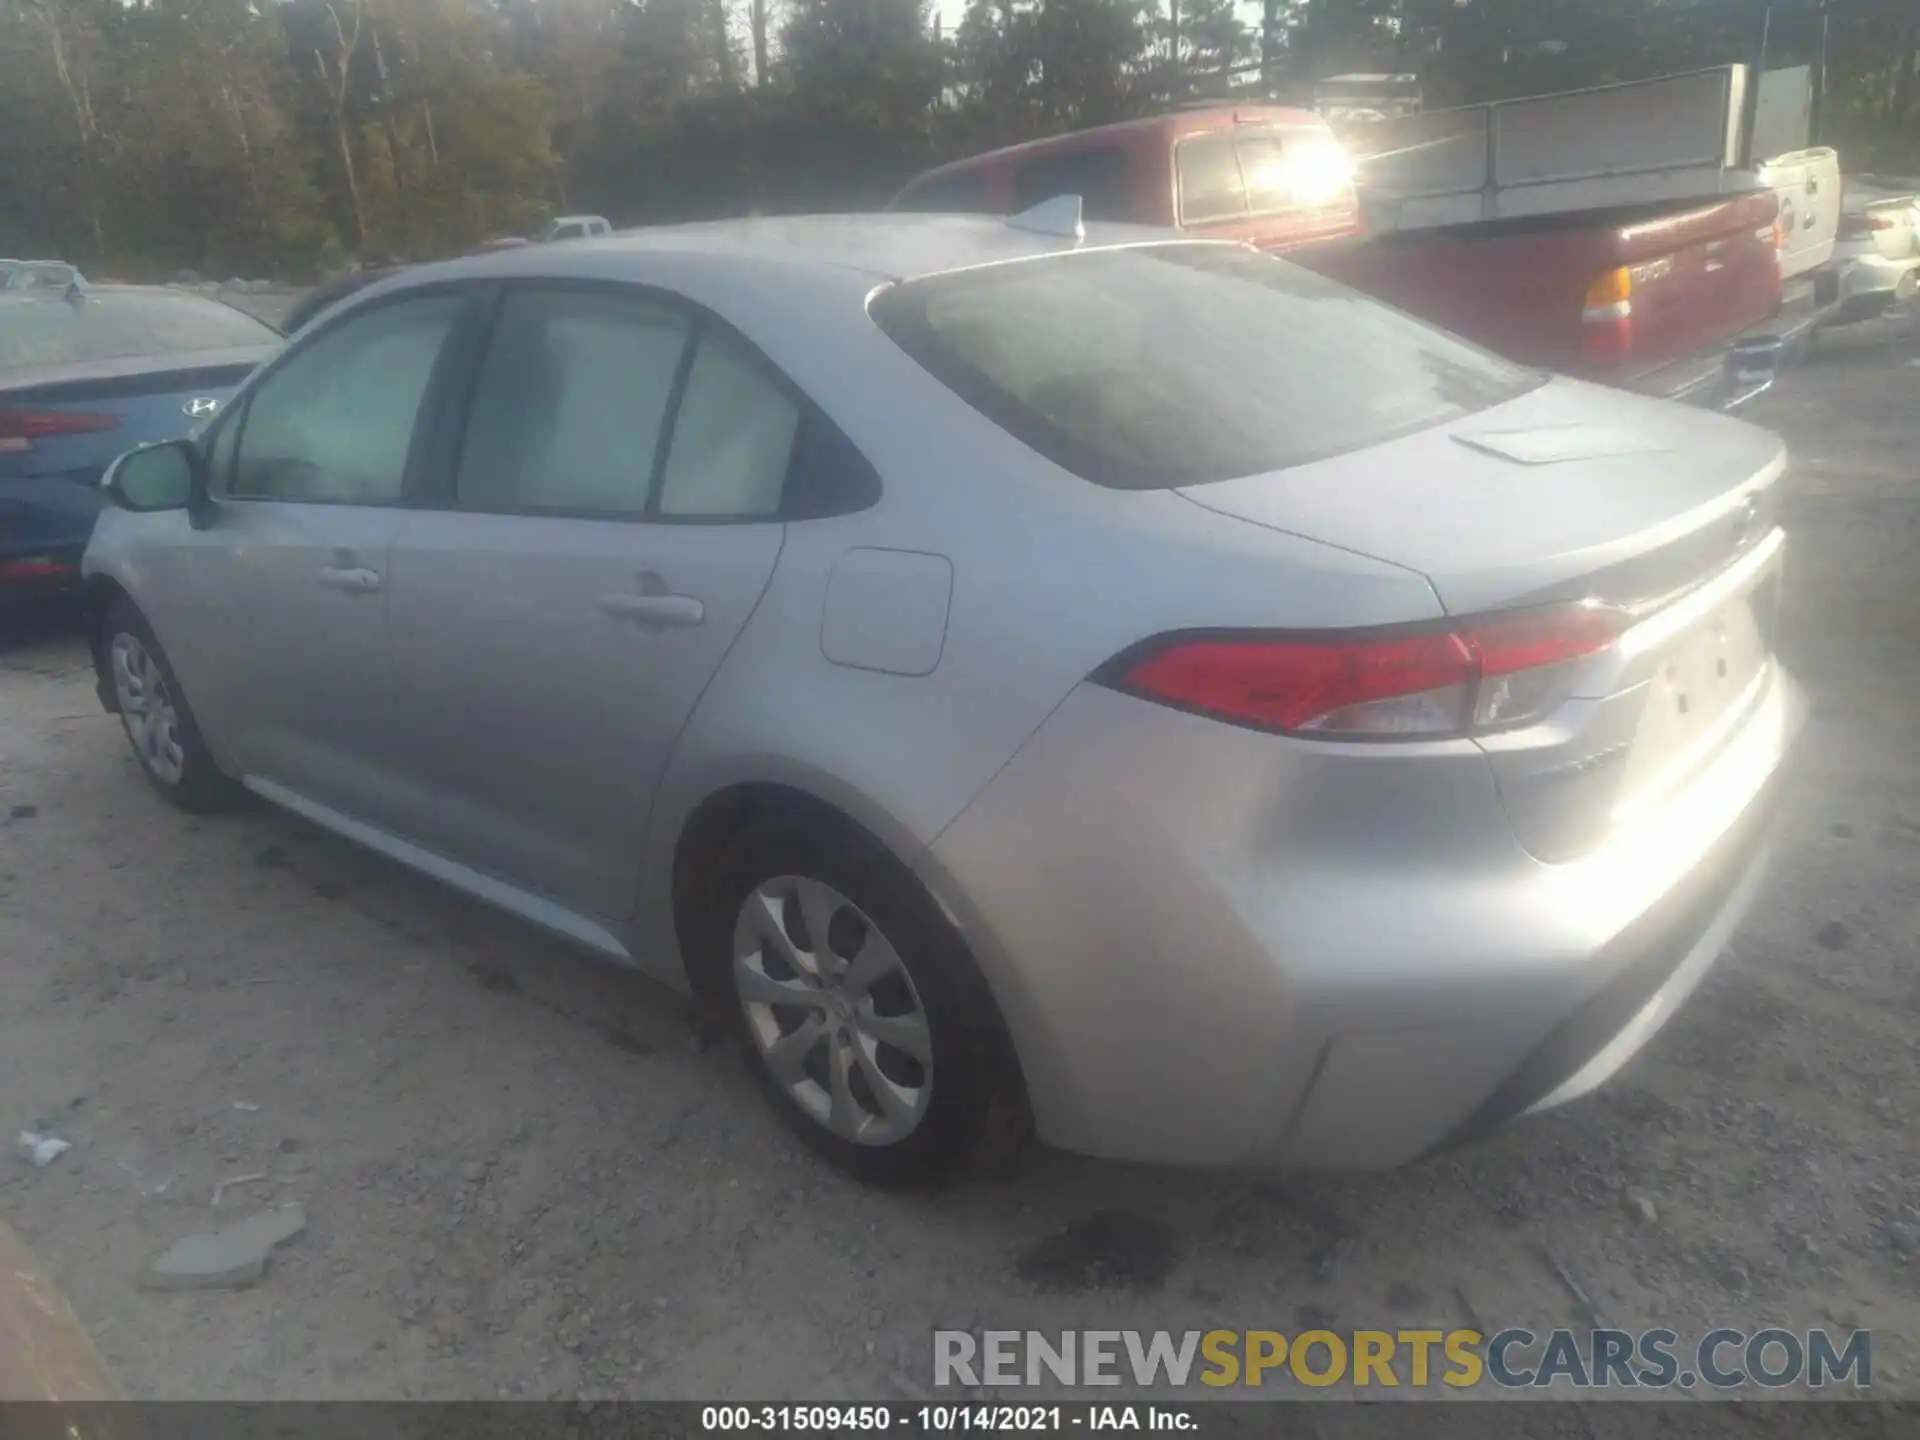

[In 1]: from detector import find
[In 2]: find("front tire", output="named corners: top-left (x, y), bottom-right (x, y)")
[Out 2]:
top-left (102, 599), bottom-right (241, 813)
top-left (697, 814), bottom-right (1021, 1187)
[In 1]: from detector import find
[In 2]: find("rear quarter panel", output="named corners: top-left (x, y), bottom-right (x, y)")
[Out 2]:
top-left (618, 257), bottom-right (1444, 981)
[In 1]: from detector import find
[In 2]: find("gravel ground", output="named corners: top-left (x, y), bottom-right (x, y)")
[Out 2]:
top-left (1, 312), bottom-right (1917, 1404)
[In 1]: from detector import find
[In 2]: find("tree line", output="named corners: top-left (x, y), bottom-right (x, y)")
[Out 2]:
top-left (0, 0), bottom-right (1914, 280)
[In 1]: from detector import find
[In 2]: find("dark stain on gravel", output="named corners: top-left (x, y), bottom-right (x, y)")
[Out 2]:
top-left (1815, 920), bottom-right (1851, 950)
top-left (468, 963), bottom-right (522, 995)
top-left (1016, 1211), bottom-right (1176, 1294)
top-left (605, 1028), bottom-right (659, 1058)
top-left (1385, 1280), bottom-right (1430, 1311)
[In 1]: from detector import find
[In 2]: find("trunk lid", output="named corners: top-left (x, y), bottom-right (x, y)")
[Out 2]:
top-left (1606, 191), bottom-right (1781, 379)
top-left (1175, 375), bottom-right (1782, 617)
top-left (0, 355), bottom-right (262, 485)
top-left (1177, 376), bottom-right (1788, 860)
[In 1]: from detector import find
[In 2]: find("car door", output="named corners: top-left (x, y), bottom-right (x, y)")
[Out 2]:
top-left (384, 284), bottom-right (794, 926)
top-left (173, 289), bottom-right (470, 837)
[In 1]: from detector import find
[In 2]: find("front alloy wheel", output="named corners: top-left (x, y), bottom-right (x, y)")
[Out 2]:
top-left (110, 631), bottom-right (186, 786)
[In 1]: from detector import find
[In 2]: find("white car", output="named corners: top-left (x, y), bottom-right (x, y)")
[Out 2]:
top-left (1825, 177), bottom-right (1920, 326)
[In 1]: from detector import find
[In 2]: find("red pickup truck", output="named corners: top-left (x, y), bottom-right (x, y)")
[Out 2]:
top-left (891, 107), bottom-right (1363, 254)
top-left (888, 105), bottom-right (1791, 408)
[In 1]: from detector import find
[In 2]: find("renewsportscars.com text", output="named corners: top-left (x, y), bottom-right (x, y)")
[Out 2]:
top-left (933, 1328), bottom-right (1871, 1391)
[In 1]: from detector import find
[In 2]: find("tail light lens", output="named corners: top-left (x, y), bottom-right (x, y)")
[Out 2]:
top-left (1580, 266), bottom-right (1633, 367)
top-left (0, 555), bottom-right (78, 581)
top-left (1106, 603), bottom-right (1628, 741)
top-left (0, 406), bottom-right (121, 455)
top-left (1838, 212), bottom-right (1894, 238)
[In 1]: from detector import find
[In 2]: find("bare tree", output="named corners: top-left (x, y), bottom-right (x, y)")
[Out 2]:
top-left (750, 0), bottom-right (771, 85)
top-left (28, 0), bottom-right (105, 248)
top-left (320, 0), bottom-right (369, 251)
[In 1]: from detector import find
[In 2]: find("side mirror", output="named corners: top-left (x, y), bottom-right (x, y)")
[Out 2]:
top-left (101, 439), bottom-right (203, 514)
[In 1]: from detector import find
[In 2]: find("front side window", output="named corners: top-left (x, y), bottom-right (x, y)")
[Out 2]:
top-left (228, 293), bottom-right (460, 503)
top-left (871, 243), bottom-right (1541, 490)
top-left (457, 289), bottom-right (691, 517)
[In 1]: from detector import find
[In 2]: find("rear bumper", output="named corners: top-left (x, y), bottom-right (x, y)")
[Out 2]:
top-left (1430, 752), bottom-right (1788, 1153)
top-left (0, 545), bottom-right (87, 601)
top-left (1, 473), bottom-right (103, 601)
top-left (920, 659), bottom-right (1806, 1168)
top-left (1824, 252), bottom-right (1920, 323)
top-left (1627, 275), bottom-right (1833, 410)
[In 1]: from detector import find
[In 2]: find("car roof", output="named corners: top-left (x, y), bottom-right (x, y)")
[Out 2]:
top-left (410, 212), bottom-right (1197, 289)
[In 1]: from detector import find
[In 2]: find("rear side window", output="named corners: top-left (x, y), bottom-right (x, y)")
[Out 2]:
top-left (894, 170), bottom-right (994, 215)
top-left (1011, 147), bottom-right (1132, 222)
top-left (870, 244), bottom-right (1540, 490)
top-left (457, 289), bottom-right (691, 516)
top-left (454, 287), bottom-right (835, 522)
top-left (657, 330), bottom-right (801, 518)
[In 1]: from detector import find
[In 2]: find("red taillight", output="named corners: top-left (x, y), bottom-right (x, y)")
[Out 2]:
top-left (1838, 212), bottom-right (1894, 238)
top-left (1465, 605), bottom-right (1623, 678)
top-left (0, 555), bottom-right (78, 581)
top-left (1122, 631), bottom-right (1477, 736)
top-left (1111, 604), bottom-right (1627, 740)
top-left (0, 406), bottom-right (121, 454)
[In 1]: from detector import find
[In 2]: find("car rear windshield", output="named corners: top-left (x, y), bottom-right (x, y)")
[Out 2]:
top-left (869, 243), bottom-right (1541, 489)
top-left (0, 290), bottom-right (278, 377)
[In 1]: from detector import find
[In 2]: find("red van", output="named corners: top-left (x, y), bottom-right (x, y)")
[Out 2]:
top-left (887, 107), bottom-right (1364, 252)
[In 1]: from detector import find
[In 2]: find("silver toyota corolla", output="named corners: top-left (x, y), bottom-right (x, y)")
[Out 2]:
top-left (82, 213), bottom-right (1804, 1184)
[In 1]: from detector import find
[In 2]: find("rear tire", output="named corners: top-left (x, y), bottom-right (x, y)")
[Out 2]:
top-left (101, 598), bottom-right (242, 813)
top-left (693, 813), bottom-right (1024, 1187)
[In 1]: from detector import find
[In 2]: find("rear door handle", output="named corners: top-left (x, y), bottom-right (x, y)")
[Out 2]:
top-left (597, 593), bottom-right (704, 627)
top-left (318, 566), bottom-right (381, 594)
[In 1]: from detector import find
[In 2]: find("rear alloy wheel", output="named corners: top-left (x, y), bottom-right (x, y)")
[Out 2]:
top-left (734, 876), bottom-right (934, 1148)
top-left (102, 599), bottom-right (241, 812)
top-left (703, 816), bottom-right (1021, 1186)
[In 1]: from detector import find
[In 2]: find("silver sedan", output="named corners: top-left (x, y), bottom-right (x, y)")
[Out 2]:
top-left (81, 214), bottom-right (1804, 1184)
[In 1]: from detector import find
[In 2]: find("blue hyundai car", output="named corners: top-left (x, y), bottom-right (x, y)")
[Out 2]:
top-left (1, 284), bottom-right (280, 604)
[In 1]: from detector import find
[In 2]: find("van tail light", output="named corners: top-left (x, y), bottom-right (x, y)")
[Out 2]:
top-left (1580, 266), bottom-right (1634, 367)
top-left (1838, 212), bottom-right (1894, 238)
top-left (1104, 604), bottom-right (1629, 740)
top-left (0, 406), bottom-right (121, 455)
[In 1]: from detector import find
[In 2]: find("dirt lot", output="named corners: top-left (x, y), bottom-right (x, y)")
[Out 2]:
top-left (2, 315), bottom-right (1917, 1404)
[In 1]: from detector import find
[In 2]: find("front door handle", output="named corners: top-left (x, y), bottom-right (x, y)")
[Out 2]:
top-left (597, 592), bottom-right (705, 627)
top-left (318, 566), bottom-right (381, 594)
